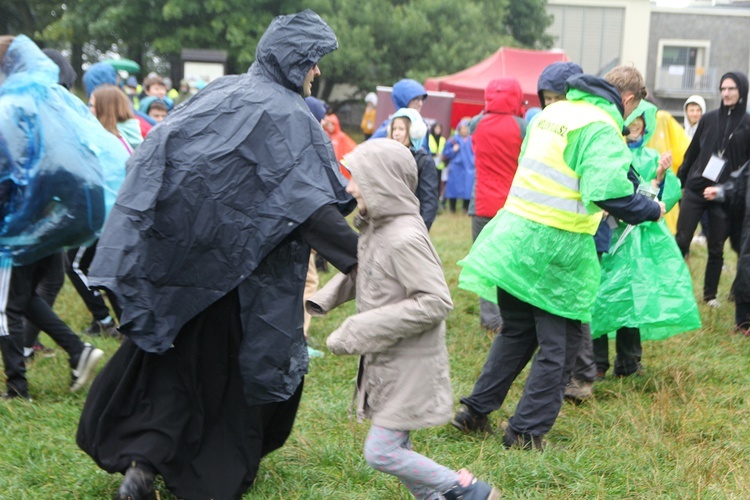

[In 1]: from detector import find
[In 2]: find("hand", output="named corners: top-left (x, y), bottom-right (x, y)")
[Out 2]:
top-left (657, 201), bottom-right (666, 220)
top-left (453, 143), bottom-right (459, 152)
top-left (704, 186), bottom-right (719, 201)
top-left (657, 152), bottom-right (672, 182)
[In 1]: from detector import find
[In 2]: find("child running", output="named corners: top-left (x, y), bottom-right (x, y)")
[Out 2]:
top-left (307, 139), bottom-right (498, 500)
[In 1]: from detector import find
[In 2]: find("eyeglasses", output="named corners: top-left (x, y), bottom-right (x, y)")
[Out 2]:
top-left (720, 86), bottom-right (738, 92)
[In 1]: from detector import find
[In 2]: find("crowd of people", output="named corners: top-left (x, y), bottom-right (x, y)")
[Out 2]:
top-left (2, 7), bottom-right (749, 500)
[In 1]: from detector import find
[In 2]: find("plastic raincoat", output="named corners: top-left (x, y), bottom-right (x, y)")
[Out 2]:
top-left (87, 9), bottom-right (353, 404)
top-left (591, 101), bottom-right (701, 340)
top-left (0, 35), bottom-right (128, 266)
top-left (458, 79), bottom-right (641, 322)
top-left (646, 110), bottom-right (690, 233)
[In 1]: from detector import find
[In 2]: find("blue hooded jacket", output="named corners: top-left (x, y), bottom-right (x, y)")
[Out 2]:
top-left (537, 61), bottom-right (583, 107)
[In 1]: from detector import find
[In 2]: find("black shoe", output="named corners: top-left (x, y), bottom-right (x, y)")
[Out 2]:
top-left (443, 473), bottom-right (500, 499)
top-left (502, 426), bottom-right (545, 451)
top-left (118, 463), bottom-right (155, 500)
top-left (451, 405), bottom-right (492, 433)
top-left (1, 391), bottom-right (32, 402)
top-left (84, 317), bottom-right (118, 337)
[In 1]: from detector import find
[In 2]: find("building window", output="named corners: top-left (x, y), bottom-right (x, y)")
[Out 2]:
top-left (655, 39), bottom-right (715, 94)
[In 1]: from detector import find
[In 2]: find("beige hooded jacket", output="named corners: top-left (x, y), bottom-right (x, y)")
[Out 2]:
top-left (307, 139), bottom-right (454, 430)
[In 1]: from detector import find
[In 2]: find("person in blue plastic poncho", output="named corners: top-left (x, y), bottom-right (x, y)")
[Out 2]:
top-left (590, 100), bottom-right (701, 378)
top-left (451, 66), bottom-right (665, 449)
top-left (442, 118), bottom-right (475, 213)
top-left (0, 35), bottom-right (128, 401)
top-left (76, 11), bottom-right (359, 500)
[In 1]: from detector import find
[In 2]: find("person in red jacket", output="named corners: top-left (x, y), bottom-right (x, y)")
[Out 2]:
top-left (470, 78), bottom-right (527, 332)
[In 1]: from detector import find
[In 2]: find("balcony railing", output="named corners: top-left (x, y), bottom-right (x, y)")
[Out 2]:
top-left (655, 66), bottom-right (718, 94)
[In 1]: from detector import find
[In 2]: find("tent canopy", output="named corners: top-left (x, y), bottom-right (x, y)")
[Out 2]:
top-left (425, 47), bottom-right (568, 128)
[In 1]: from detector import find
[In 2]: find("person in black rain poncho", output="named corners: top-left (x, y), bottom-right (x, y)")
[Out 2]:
top-left (76, 10), bottom-right (359, 500)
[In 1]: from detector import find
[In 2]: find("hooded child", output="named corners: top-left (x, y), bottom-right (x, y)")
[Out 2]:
top-left (591, 100), bottom-right (701, 378)
top-left (307, 139), bottom-right (499, 500)
top-left (388, 107), bottom-right (439, 229)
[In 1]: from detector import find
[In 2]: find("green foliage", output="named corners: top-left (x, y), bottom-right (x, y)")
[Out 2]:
top-left (27, 0), bottom-right (553, 98)
top-left (1, 214), bottom-right (749, 498)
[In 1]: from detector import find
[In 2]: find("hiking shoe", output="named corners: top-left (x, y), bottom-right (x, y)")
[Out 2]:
top-left (502, 425), bottom-right (545, 451)
top-left (595, 369), bottom-right (606, 381)
top-left (706, 299), bottom-right (721, 308)
top-left (118, 462), bottom-right (155, 500)
top-left (564, 377), bottom-right (594, 402)
top-left (443, 470), bottom-right (500, 500)
top-left (451, 405), bottom-right (492, 433)
top-left (84, 317), bottom-right (119, 337)
top-left (70, 343), bottom-right (104, 392)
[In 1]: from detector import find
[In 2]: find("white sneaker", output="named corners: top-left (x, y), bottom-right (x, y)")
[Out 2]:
top-left (692, 235), bottom-right (707, 246)
top-left (706, 299), bottom-right (721, 308)
top-left (70, 343), bottom-right (104, 392)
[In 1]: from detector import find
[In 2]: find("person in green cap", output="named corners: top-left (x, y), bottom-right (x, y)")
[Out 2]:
top-left (450, 65), bottom-right (665, 449)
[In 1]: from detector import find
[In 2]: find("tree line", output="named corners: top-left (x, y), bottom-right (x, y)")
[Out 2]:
top-left (3, 0), bottom-right (553, 101)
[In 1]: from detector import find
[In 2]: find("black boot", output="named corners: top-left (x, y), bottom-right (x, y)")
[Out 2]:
top-left (117, 462), bottom-right (155, 500)
top-left (443, 474), bottom-right (500, 499)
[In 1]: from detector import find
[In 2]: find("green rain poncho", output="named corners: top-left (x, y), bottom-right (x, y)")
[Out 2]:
top-left (458, 87), bottom-right (636, 322)
top-left (591, 100), bottom-right (701, 339)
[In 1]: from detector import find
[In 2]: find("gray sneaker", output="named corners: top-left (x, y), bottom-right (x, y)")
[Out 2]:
top-left (70, 343), bottom-right (104, 392)
top-left (564, 377), bottom-right (594, 402)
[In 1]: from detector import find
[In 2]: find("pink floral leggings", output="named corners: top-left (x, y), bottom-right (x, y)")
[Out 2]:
top-left (364, 425), bottom-right (458, 499)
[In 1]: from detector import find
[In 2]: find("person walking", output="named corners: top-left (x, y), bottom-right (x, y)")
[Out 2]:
top-left (308, 139), bottom-right (498, 500)
top-left (451, 66), bottom-right (664, 448)
top-left (76, 11), bottom-right (360, 500)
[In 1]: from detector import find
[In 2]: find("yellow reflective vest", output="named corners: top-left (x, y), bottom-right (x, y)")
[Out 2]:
top-left (504, 100), bottom-right (621, 235)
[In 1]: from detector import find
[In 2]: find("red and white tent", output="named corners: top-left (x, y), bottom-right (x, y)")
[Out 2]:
top-left (425, 47), bottom-right (568, 128)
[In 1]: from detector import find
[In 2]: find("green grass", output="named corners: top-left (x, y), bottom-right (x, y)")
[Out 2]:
top-left (2, 213), bottom-right (749, 499)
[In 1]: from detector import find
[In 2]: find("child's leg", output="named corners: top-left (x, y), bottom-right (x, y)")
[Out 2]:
top-left (364, 425), bottom-right (458, 499)
top-left (735, 301), bottom-right (750, 331)
top-left (614, 327), bottom-right (642, 376)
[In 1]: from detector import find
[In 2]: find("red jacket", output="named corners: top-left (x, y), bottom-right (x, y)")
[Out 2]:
top-left (472, 78), bottom-right (525, 217)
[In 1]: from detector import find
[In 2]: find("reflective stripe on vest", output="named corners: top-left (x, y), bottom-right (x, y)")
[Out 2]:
top-left (505, 100), bottom-right (621, 234)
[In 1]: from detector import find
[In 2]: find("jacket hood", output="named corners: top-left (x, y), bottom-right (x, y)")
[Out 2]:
top-left (537, 61), bottom-right (583, 108)
top-left (392, 78), bottom-right (427, 109)
top-left (138, 96), bottom-right (167, 114)
top-left (719, 71), bottom-right (748, 115)
top-left (485, 78), bottom-right (524, 117)
top-left (42, 49), bottom-right (77, 90)
top-left (325, 113), bottom-right (342, 134)
top-left (0, 35), bottom-right (59, 91)
top-left (566, 74), bottom-right (625, 130)
top-left (304, 96), bottom-right (327, 122)
top-left (391, 107), bottom-right (427, 150)
top-left (344, 139), bottom-right (419, 221)
top-left (83, 62), bottom-right (118, 97)
top-left (624, 99), bottom-right (658, 145)
top-left (249, 9), bottom-right (337, 94)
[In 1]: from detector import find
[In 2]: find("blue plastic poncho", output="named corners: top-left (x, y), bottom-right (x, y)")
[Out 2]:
top-left (0, 35), bottom-right (128, 265)
top-left (591, 100), bottom-right (701, 339)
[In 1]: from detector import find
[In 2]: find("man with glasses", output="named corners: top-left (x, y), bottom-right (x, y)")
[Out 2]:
top-left (676, 72), bottom-right (750, 307)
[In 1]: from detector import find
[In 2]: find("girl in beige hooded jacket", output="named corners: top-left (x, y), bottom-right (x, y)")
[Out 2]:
top-left (307, 139), bottom-right (498, 500)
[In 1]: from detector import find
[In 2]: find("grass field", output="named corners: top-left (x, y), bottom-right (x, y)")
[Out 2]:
top-left (1, 211), bottom-right (749, 499)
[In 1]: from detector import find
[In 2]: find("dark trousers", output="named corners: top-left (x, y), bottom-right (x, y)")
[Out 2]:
top-left (67, 244), bottom-right (121, 321)
top-left (448, 198), bottom-right (469, 213)
top-left (0, 255), bottom-right (85, 396)
top-left (675, 188), bottom-right (728, 301)
top-left (569, 323), bottom-right (597, 382)
top-left (592, 327), bottom-right (642, 376)
top-left (23, 252), bottom-right (65, 348)
top-left (460, 288), bottom-right (583, 436)
top-left (735, 301), bottom-right (750, 328)
top-left (471, 216), bottom-right (502, 331)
